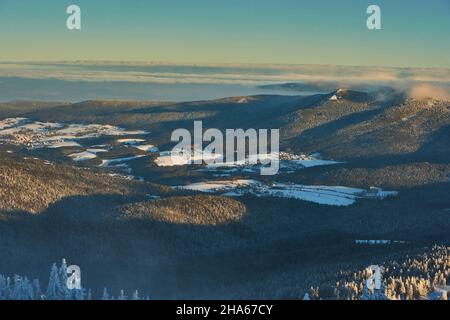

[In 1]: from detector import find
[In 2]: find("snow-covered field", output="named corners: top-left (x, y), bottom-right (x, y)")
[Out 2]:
top-left (100, 155), bottom-right (147, 167)
top-left (155, 150), bottom-right (340, 175)
top-left (68, 148), bottom-right (108, 161)
top-left (176, 179), bottom-right (398, 206)
top-left (0, 117), bottom-right (148, 149)
top-left (355, 240), bottom-right (409, 245)
top-left (69, 151), bottom-right (99, 162)
top-left (155, 150), bottom-right (222, 167)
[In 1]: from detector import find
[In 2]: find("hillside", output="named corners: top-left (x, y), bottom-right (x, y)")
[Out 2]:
top-left (0, 90), bottom-right (448, 298)
top-left (0, 154), bottom-right (170, 214)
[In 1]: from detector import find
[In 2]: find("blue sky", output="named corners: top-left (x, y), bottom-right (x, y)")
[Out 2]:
top-left (0, 0), bottom-right (449, 67)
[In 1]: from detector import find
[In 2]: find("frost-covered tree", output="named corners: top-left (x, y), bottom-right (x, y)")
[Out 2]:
top-left (1, 260), bottom-right (155, 300)
top-left (22, 277), bottom-right (34, 300)
top-left (59, 258), bottom-right (70, 299)
top-left (132, 290), bottom-right (140, 300)
top-left (32, 279), bottom-right (42, 300)
top-left (0, 275), bottom-right (8, 300)
top-left (74, 288), bottom-right (84, 300)
top-left (46, 263), bottom-right (62, 300)
top-left (87, 289), bottom-right (92, 300)
top-left (118, 290), bottom-right (127, 300)
top-left (101, 287), bottom-right (109, 300)
top-left (10, 275), bottom-right (23, 300)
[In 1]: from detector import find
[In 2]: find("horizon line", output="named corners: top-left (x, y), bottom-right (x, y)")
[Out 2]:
top-left (1, 60), bottom-right (449, 71)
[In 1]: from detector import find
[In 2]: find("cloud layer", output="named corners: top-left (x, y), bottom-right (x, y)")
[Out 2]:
top-left (0, 62), bottom-right (448, 101)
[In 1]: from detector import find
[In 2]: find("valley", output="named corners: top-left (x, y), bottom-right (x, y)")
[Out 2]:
top-left (0, 89), bottom-right (449, 299)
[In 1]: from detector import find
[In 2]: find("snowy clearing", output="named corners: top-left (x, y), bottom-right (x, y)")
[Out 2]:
top-left (175, 180), bottom-right (398, 207)
top-left (0, 117), bottom-right (148, 149)
top-left (133, 144), bottom-right (159, 152)
top-left (100, 155), bottom-right (147, 167)
top-left (69, 151), bottom-right (98, 162)
top-left (116, 138), bottom-right (146, 145)
top-left (49, 141), bottom-right (82, 148)
top-left (155, 150), bottom-right (340, 174)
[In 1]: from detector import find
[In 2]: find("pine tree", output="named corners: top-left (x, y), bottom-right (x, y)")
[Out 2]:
top-left (46, 263), bottom-right (62, 300)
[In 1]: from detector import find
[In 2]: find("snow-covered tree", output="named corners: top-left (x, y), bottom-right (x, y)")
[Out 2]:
top-left (118, 290), bottom-right (127, 300)
top-left (0, 275), bottom-right (8, 300)
top-left (74, 288), bottom-right (84, 300)
top-left (132, 290), bottom-right (140, 300)
top-left (59, 258), bottom-right (70, 299)
top-left (32, 279), bottom-right (42, 300)
top-left (87, 289), bottom-right (92, 300)
top-left (10, 275), bottom-right (22, 300)
top-left (22, 277), bottom-right (34, 300)
top-left (46, 263), bottom-right (62, 300)
top-left (101, 287), bottom-right (109, 300)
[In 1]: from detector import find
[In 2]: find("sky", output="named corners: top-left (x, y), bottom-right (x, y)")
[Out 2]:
top-left (0, 0), bottom-right (449, 68)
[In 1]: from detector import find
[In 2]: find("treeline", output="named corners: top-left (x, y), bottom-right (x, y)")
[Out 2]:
top-left (0, 259), bottom-right (147, 300)
top-left (307, 245), bottom-right (449, 300)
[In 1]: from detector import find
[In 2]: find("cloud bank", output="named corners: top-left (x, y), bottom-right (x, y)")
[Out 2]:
top-left (0, 61), bottom-right (448, 101)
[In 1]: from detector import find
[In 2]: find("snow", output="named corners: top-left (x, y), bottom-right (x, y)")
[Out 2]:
top-left (289, 159), bottom-right (340, 168)
top-left (100, 155), bottom-right (147, 167)
top-left (133, 144), bottom-right (159, 152)
top-left (176, 180), bottom-right (398, 207)
top-left (355, 240), bottom-right (408, 245)
top-left (69, 151), bottom-right (98, 161)
top-left (0, 117), bottom-right (28, 130)
top-left (49, 141), bottom-right (82, 148)
top-left (86, 148), bottom-right (108, 153)
top-left (155, 152), bottom-right (190, 167)
top-left (155, 150), bottom-right (221, 167)
top-left (66, 147), bottom-right (112, 162)
top-left (177, 179), bottom-right (258, 193)
top-left (156, 151), bottom-right (339, 173)
top-left (117, 138), bottom-right (146, 145)
top-left (0, 117), bottom-right (149, 149)
top-left (258, 184), bottom-right (363, 206)
top-left (237, 97), bottom-right (251, 104)
top-left (330, 95), bottom-right (339, 101)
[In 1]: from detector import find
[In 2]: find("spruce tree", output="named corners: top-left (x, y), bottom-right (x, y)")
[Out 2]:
top-left (101, 287), bottom-right (109, 300)
top-left (46, 263), bottom-right (62, 300)
top-left (11, 275), bottom-right (23, 300)
top-left (118, 289), bottom-right (127, 300)
top-left (32, 279), bottom-right (42, 300)
top-left (132, 290), bottom-right (140, 300)
top-left (0, 275), bottom-right (7, 300)
top-left (59, 258), bottom-right (70, 299)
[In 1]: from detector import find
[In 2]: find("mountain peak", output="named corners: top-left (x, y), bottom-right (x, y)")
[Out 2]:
top-left (328, 89), bottom-right (374, 103)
